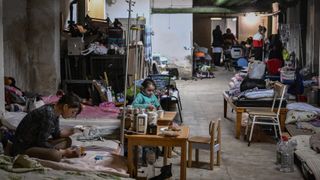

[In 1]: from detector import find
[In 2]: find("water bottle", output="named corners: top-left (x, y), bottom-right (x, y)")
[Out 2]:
top-left (276, 136), bottom-right (288, 165)
top-left (280, 139), bottom-right (296, 173)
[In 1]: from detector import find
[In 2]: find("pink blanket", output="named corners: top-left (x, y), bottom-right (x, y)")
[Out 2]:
top-left (42, 95), bottom-right (119, 119)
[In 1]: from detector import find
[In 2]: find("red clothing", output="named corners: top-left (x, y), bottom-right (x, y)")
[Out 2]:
top-left (253, 32), bottom-right (264, 48)
top-left (266, 58), bottom-right (283, 75)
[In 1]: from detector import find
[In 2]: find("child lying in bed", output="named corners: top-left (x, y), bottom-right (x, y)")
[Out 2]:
top-left (11, 93), bottom-right (83, 162)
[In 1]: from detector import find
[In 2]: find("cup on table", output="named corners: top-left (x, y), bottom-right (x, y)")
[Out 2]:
top-left (157, 110), bottom-right (164, 119)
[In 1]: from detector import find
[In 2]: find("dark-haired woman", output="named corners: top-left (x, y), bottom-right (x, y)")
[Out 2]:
top-left (11, 93), bottom-right (82, 162)
top-left (132, 79), bottom-right (161, 111)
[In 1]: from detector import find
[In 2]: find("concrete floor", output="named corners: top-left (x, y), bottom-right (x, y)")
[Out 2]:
top-left (162, 68), bottom-right (303, 180)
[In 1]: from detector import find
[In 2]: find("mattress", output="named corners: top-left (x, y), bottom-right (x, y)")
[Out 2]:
top-left (233, 99), bottom-right (287, 107)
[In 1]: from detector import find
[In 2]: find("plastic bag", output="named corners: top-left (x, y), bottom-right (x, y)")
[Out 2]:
top-left (240, 78), bottom-right (266, 92)
top-left (248, 61), bottom-right (266, 79)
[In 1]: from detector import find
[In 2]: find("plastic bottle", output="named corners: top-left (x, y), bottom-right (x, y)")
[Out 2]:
top-left (106, 87), bottom-right (113, 103)
top-left (276, 136), bottom-right (288, 165)
top-left (280, 137), bottom-right (296, 173)
top-left (136, 109), bottom-right (148, 134)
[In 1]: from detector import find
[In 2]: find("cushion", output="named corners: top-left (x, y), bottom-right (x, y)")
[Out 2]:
top-left (290, 135), bottom-right (312, 151)
top-left (285, 110), bottom-right (317, 124)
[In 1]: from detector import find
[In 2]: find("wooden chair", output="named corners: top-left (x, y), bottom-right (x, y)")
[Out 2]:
top-left (245, 82), bottom-right (287, 146)
top-left (188, 118), bottom-right (221, 170)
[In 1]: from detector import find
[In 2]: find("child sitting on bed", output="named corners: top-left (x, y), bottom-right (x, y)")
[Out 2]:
top-left (132, 79), bottom-right (161, 111)
top-left (11, 93), bottom-right (83, 162)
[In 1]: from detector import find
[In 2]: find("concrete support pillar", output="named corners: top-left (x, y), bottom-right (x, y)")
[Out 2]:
top-left (27, 0), bottom-right (60, 95)
top-left (271, 2), bottom-right (279, 34)
top-left (0, 0), bottom-right (5, 117)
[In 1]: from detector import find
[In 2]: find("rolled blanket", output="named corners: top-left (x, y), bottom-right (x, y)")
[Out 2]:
top-left (287, 103), bottom-right (320, 114)
top-left (244, 89), bottom-right (274, 99)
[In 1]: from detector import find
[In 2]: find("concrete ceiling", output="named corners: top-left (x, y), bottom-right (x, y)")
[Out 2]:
top-left (193, 0), bottom-right (300, 12)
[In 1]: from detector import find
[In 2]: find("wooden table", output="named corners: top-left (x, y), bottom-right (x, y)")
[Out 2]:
top-left (126, 126), bottom-right (190, 180)
top-left (157, 111), bottom-right (177, 126)
top-left (223, 92), bottom-right (288, 139)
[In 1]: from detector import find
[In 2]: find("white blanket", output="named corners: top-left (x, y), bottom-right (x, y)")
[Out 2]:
top-left (244, 89), bottom-right (274, 99)
top-left (287, 103), bottom-right (320, 114)
top-left (1, 111), bottom-right (27, 130)
top-left (36, 150), bottom-right (128, 178)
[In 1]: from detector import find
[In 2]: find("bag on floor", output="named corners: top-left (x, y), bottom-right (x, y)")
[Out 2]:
top-left (240, 78), bottom-right (266, 92)
top-left (280, 67), bottom-right (295, 84)
top-left (248, 61), bottom-right (266, 79)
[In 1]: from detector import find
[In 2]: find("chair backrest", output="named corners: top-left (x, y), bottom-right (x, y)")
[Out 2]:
top-left (209, 118), bottom-right (221, 145)
top-left (271, 82), bottom-right (287, 116)
top-left (147, 74), bottom-right (172, 90)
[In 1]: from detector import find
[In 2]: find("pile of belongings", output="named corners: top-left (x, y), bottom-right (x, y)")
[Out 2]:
top-left (286, 102), bottom-right (320, 134)
top-left (193, 43), bottom-right (212, 61)
top-left (196, 65), bottom-right (215, 78)
top-left (4, 77), bottom-right (44, 113)
top-left (227, 73), bottom-right (273, 100)
top-left (67, 15), bottom-right (126, 56)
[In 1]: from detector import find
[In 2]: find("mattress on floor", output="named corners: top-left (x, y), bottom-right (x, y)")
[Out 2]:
top-left (291, 135), bottom-right (320, 180)
top-left (36, 148), bottom-right (129, 178)
top-left (233, 99), bottom-right (287, 107)
top-left (286, 124), bottom-right (314, 137)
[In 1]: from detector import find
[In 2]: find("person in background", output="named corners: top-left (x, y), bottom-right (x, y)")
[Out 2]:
top-left (245, 37), bottom-right (253, 58)
top-left (132, 79), bottom-right (161, 111)
top-left (212, 25), bottom-right (224, 66)
top-left (253, 25), bottom-right (267, 61)
top-left (223, 28), bottom-right (237, 50)
top-left (268, 34), bottom-right (283, 61)
top-left (11, 93), bottom-right (83, 162)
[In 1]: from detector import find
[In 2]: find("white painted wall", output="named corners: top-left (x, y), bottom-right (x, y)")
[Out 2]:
top-left (106, 0), bottom-right (151, 25)
top-left (0, 0), bottom-right (4, 116)
top-left (151, 0), bottom-right (193, 77)
top-left (152, 0), bottom-right (192, 8)
top-left (238, 15), bottom-right (268, 41)
top-left (106, 0), bottom-right (193, 76)
top-left (151, 14), bottom-right (193, 76)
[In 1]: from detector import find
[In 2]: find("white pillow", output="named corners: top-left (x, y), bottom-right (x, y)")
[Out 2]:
top-left (1, 111), bottom-right (27, 130)
top-left (285, 110), bottom-right (317, 124)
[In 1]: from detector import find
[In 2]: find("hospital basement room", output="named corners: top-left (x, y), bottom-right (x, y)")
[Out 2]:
top-left (0, 0), bottom-right (320, 179)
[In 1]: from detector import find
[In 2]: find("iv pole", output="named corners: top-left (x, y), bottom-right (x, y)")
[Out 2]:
top-left (121, 0), bottom-right (135, 146)
top-left (133, 14), bottom-right (139, 98)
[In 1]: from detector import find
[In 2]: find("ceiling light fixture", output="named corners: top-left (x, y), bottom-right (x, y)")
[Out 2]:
top-left (210, 17), bottom-right (222, 21)
top-left (243, 12), bottom-right (259, 25)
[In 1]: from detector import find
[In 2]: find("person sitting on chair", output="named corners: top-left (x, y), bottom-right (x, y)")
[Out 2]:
top-left (132, 79), bottom-right (161, 111)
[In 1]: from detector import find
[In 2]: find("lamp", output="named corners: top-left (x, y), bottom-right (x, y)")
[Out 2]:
top-left (210, 17), bottom-right (222, 21)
